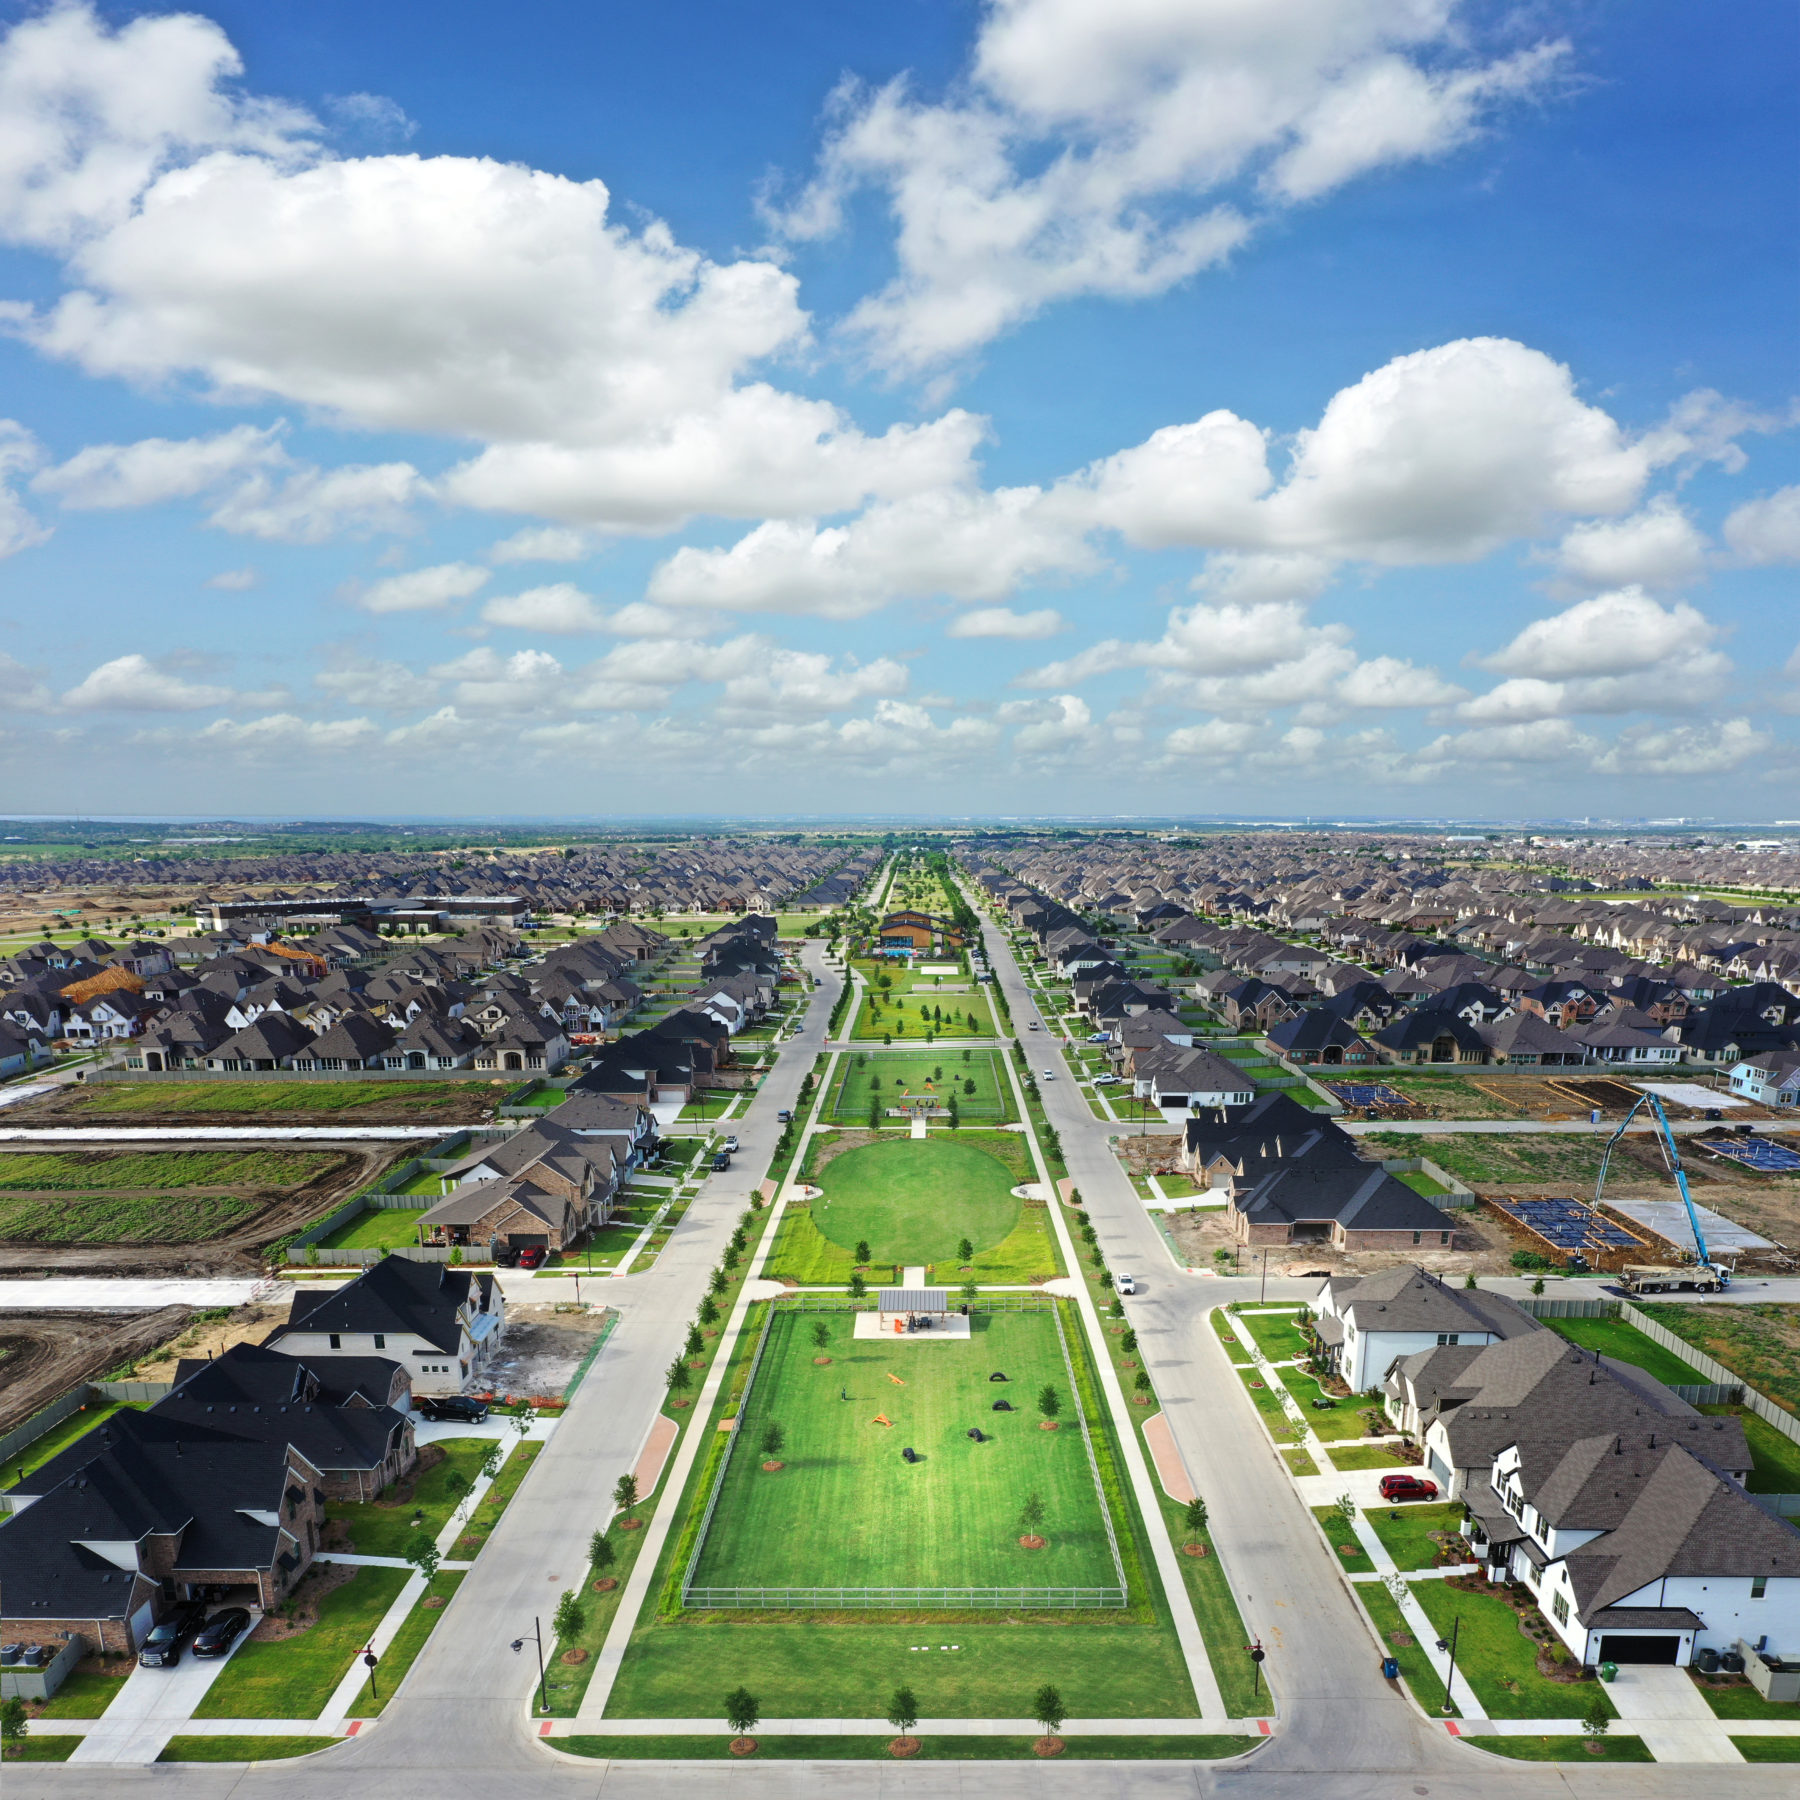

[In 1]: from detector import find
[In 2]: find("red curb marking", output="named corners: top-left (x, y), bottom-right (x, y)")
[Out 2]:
top-left (540, 1721), bottom-right (554, 1736)
top-left (1256, 1719), bottom-right (1272, 1736)
top-left (344, 1721), bottom-right (361, 1736)
top-left (1445, 1721), bottom-right (1461, 1736)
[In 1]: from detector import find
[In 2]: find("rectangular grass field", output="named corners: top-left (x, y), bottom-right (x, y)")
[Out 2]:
top-left (828, 1047), bottom-right (1014, 1123)
top-left (686, 1306), bottom-right (1122, 1604)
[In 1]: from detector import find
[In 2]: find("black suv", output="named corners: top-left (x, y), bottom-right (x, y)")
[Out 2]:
top-left (138, 1600), bottom-right (208, 1668)
top-left (416, 1394), bottom-right (489, 1423)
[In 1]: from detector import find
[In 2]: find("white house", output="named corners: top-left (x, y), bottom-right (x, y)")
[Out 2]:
top-left (1313, 1266), bottom-right (1537, 1393)
top-left (1469, 1432), bottom-right (1800, 1669)
top-left (265, 1256), bottom-right (505, 1397)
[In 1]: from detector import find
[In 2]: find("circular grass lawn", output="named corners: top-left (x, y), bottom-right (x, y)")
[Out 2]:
top-left (813, 1137), bottom-right (1020, 1265)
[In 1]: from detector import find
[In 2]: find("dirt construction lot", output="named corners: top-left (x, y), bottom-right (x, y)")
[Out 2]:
top-left (478, 1303), bottom-right (613, 1401)
top-left (7, 1079), bottom-right (505, 1127)
top-left (0, 1307), bottom-right (191, 1434)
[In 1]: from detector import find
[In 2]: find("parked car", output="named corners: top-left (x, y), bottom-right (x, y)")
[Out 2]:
top-left (1377, 1473), bottom-right (1439, 1502)
top-left (711, 1152), bottom-right (731, 1172)
top-left (416, 1394), bottom-right (490, 1423)
top-left (516, 1245), bottom-right (548, 1271)
top-left (1115, 1271), bottom-right (1139, 1294)
top-left (1041, 1068), bottom-right (1055, 1080)
top-left (723, 1134), bottom-right (740, 1152)
top-left (1093, 1073), bottom-right (1118, 1085)
top-left (493, 1245), bottom-right (521, 1268)
top-left (776, 1109), bottom-right (792, 1122)
top-left (1087, 1032), bottom-right (1110, 1043)
top-left (137, 1601), bottom-right (208, 1668)
top-left (190, 1608), bottom-right (252, 1659)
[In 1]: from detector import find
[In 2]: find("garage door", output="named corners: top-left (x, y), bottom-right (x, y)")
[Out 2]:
top-left (1598, 1634), bottom-right (1680, 1664)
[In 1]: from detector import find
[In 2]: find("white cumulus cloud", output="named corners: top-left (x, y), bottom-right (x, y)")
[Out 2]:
top-left (62, 652), bottom-right (236, 711)
top-left (356, 561), bottom-right (490, 615)
top-left (1723, 485), bottom-right (1800, 566)
top-left (947, 606), bottom-right (1065, 639)
top-left (480, 584), bottom-right (609, 634)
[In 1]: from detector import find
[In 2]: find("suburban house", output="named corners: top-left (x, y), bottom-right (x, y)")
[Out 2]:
top-left (1730, 1050), bottom-right (1800, 1107)
top-left (416, 1176), bottom-right (587, 1256)
top-left (265, 1256), bottom-right (505, 1396)
top-left (1130, 1043), bottom-right (1256, 1110)
top-left (1266, 1010), bottom-right (1376, 1066)
top-left (0, 1401), bottom-right (334, 1656)
top-left (1382, 1323), bottom-right (1795, 1670)
top-left (1311, 1266), bottom-right (1539, 1392)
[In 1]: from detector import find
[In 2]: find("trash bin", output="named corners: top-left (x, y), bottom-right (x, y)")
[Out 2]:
top-left (1598, 1660), bottom-right (1618, 1682)
top-left (1382, 1657), bottom-right (1400, 1680)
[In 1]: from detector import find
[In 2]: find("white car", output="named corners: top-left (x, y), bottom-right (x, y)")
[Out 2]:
top-left (1093, 1073), bottom-right (1118, 1085)
top-left (1042, 1068), bottom-right (1055, 1080)
top-left (1116, 1272), bottom-right (1139, 1295)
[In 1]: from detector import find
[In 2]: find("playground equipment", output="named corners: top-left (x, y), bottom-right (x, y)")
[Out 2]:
top-left (1594, 1092), bottom-right (1732, 1294)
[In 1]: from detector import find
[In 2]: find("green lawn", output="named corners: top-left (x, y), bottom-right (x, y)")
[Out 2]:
top-left (1697, 1405), bottom-right (1800, 1492)
top-left (1274, 1367), bottom-right (1366, 1441)
top-left (450, 1439), bottom-right (541, 1557)
top-left (30, 1663), bottom-right (132, 1718)
top-left (1358, 1583), bottom-right (1452, 1715)
top-left (1543, 1316), bottom-right (1707, 1387)
top-left (1281, 1447), bottom-right (1320, 1477)
top-left (1235, 1309), bottom-right (1307, 1361)
top-left (1, 1401), bottom-right (139, 1487)
top-left (1326, 1443), bottom-right (1414, 1472)
top-left (558, 1735), bottom-right (1256, 1760)
top-left (852, 989), bottom-right (999, 1043)
top-left (1236, 1368), bottom-right (1297, 1440)
top-left (1, 1738), bottom-right (77, 1761)
top-left (1210, 1311), bottom-right (1251, 1364)
top-left (1463, 1735), bottom-right (1651, 1762)
top-left (1732, 1737), bottom-right (1800, 1759)
top-left (766, 1199), bottom-right (1060, 1285)
top-left (1693, 1675), bottom-right (1800, 1720)
top-left (827, 1047), bottom-right (1014, 1124)
top-left (1408, 1581), bottom-right (1614, 1722)
top-left (158, 1737), bottom-right (331, 1762)
top-left (809, 1137), bottom-right (1022, 1266)
top-left (325, 1436), bottom-right (493, 1556)
top-left (690, 1309), bottom-right (1120, 1593)
top-left (1365, 1502), bottom-right (1468, 1571)
top-left (0, 1192), bottom-right (261, 1244)
top-left (317, 1204), bottom-right (429, 1250)
top-left (346, 1571), bottom-right (464, 1714)
top-left (1398, 1171), bottom-right (1451, 1197)
top-left (193, 1567), bottom-right (410, 1718)
top-left (1311, 1506), bottom-right (1374, 1574)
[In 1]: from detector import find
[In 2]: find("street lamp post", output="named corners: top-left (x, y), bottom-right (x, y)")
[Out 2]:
top-left (1435, 1616), bottom-right (1462, 1715)
top-left (511, 1617), bottom-right (548, 1713)
top-left (1259, 1247), bottom-right (1270, 1304)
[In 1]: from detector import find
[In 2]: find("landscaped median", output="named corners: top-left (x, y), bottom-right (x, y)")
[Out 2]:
top-left (554, 1733), bottom-right (1259, 1760)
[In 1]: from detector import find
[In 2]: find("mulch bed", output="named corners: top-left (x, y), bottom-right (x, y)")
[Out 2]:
top-left (593, 1578), bottom-right (618, 1593)
top-left (1018, 1535), bottom-right (1047, 1550)
top-left (729, 1738), bottom-right (758, 1756)
top-left (1033, 1736), bottom-right (1065, 1757)
top-left (889, 1737), bottom-right (920, 1757)
top-left (560, 1648), bottom-right (588, 1665)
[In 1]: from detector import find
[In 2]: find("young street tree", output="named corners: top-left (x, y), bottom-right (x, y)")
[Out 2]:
top-left (1033, 1682), bottom-right (1067, 1742)
top-left (887, 1683), bottom-right (920, 1748)
top-left (553, 1587), bottom-right (585, 1643)
top-left (589, 1531), bottom-right (615, 1575)
top-left (666, 1357), bottom-right (693, 1400)
top-left (1037, 1383), bottom-right (1061, 1421)
top-left (1183, 1496), bottom-right (1209, 1542)
top-left (685, 1323), bottom-right (705, 1360)
top-left (613, 1472), bottom-right (640, 1523)
top-left (1, 1694), bottom-right (30, 1758)
top-left (725, 1685), bottom-right (761, 1742)
top-left (810, 1320), bottom-right (830, 1351)
top-left (403, 1530), bottom-right (441, 1584)
top-left (759, 1421), bottom-right (785, 1460)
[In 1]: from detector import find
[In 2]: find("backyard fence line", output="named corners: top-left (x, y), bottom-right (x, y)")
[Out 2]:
top-left (1516, 1296), bottom-right (1620, 1319)
top-left (1669, 1381), bottom-right (1745, 1405)
top-left (95, 1380), bottom-right (173, 1403)
top-left (1748, 1493), bottom-right (1800, 1521)
top-left (1048, 1296), bottom-right (1130, 1606)
top-left (0, 1383), bottom-right (95, 1468)
top-left (679, 1300), bottom-right (780, 1609)
top-left (1621, 1299), bottom-right (1800, 1450)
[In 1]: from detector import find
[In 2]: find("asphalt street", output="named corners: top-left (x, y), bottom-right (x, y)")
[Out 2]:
top-left (17, 915), bottom-right (1795, 1796)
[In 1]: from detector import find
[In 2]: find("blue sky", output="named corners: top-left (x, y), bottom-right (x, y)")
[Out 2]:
top-left (0, 0), bottom-right (1794, 818)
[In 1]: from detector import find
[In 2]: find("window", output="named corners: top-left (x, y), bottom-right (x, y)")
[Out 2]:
top-left (1552, 1592), bottom-right (1569, 1626)
top-left (373, 1333), bottom-right (386, 1349)
top-left (1412, 1231), bottom-right (1422, 1245)
top-left (1521, 1558), bottom-right (1539, 1587)
top-left (328, 1333), bottom-right (340, 1349)
top-left (1436, 1333), bottom-right (1460, 1346)
top-left (1752, 1576), bottom-right (1768, 1599)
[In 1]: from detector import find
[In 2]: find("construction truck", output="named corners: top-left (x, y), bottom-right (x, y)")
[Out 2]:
top-left (1596, 1093), bottom-right (1732, 1295)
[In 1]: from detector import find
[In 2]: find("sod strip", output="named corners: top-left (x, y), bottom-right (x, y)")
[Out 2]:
top-left (574, 1048), bottom-right (840, 1722)
top-left (991, 998), bottom-right (1225, 1717)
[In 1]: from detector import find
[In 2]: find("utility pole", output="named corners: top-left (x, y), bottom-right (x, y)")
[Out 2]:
top-left (1259, 1247), bottom-right (1270, 1304)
